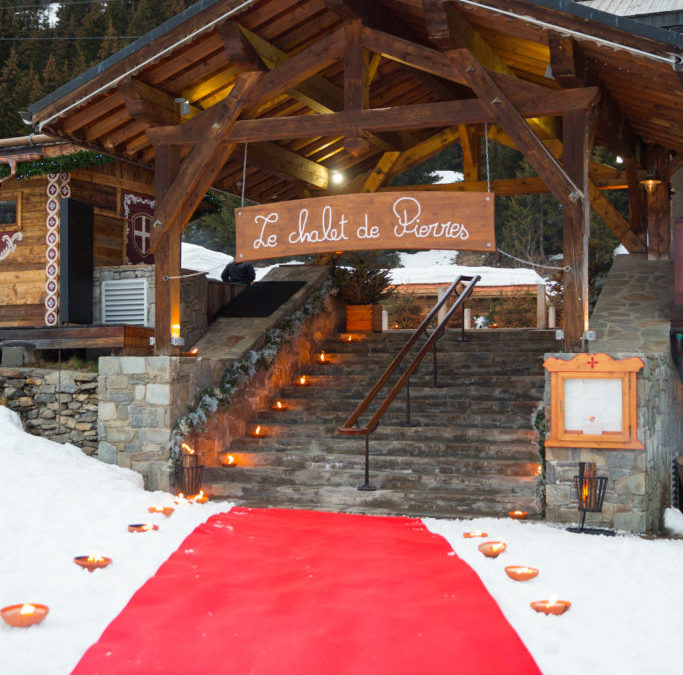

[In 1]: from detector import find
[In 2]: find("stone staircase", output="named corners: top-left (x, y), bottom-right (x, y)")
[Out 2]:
top-left (203, 329), bottom-right (558, 518)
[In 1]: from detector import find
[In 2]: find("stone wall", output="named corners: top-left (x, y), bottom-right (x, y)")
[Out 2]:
top-left (543, 351), bottom-right (680, 533)
top-left (544, 254), bottom-right (682, 534)
top-left (0, 367), bottom-right (98, 453)
top-left (188, 296), bottom-right (344, 467)
top-left (97, 292), bottom-right (341, 492)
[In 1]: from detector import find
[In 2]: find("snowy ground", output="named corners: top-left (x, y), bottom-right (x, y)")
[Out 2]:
top-left (1, 407), bottom-right (681, 674)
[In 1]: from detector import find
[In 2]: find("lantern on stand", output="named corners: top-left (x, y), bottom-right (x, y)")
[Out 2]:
top-left (181, 443), bottom-right (204, 495)
top-left (568, 462), bottom-right (613, 535)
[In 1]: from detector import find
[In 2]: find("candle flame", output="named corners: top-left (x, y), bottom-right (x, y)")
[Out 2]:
top-left (298, 375), bottom-right (307, 385)
top-left (224, 454), bottom-right (235, 465)
top-left (141, 524), bottom-right (154, 531)
top-left (319, 351), bottom-right (326, 362)
top-left (491, 543), bottom-right (504, 552)
top-left (546, 595), bottom-right (559, 608)
top-left (87, 553), bottom-right (105, 563)
top-left (536, 464), bottom-right (542, 476)
top-left (513, 511), bottom-right (524, 516)
top-left (255, 425), bottom-right (261, 435)
top-left (276, 401), bottom-right (283, 409)
top-left (182, 443), bottom-right (195, 455)
top-left (189, 348), bottom-right (198, 355)
top-left (19, 604), bottom-right (35, 615)
top-left (347, 335), bottom-right (352, 342)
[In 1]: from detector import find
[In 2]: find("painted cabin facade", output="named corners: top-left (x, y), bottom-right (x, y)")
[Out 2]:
top-left (0, 139), bottom-right (156, 329)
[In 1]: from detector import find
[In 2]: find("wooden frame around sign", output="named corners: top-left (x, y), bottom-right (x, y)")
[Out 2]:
top-left (543, 353), bottom-right (644, 449)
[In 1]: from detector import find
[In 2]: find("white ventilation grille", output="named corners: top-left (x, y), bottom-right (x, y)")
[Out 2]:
top-left (101, 278), bottom-right (148, 326)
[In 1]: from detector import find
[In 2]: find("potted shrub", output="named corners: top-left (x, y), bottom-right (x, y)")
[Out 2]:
top-left (333, 252), bottom-right (395, 332)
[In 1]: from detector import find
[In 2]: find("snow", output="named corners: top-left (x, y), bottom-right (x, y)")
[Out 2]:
top-left (0, 406), bottom-right (232, 675)
top-left (433, 170), bottom-right (464, 184)
top-left (3, 377), bottom-right (682, 674)
top-left (181, 242), bottom-right (232, 281)
top-left (425, 517), bottom-right (683, 675)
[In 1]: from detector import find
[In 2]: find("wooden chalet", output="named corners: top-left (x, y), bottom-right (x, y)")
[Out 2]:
top-left (20, 0), bottom-right (683, 354)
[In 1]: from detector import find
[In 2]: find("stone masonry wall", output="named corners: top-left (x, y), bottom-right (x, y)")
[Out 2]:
top-left (97, 296), bottom-right (342, 492)
top-left (188, 297), bottom-right (344, 467)
top-left (544, 351), bottom-right (680, 533)
top-left (0, 367), bottom-right (98, 453)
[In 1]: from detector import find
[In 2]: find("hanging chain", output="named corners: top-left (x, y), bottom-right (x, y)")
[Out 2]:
top-left (484, 121), bottom-right (491, 193)
top-left (241, 142), bottom-right (248, 207)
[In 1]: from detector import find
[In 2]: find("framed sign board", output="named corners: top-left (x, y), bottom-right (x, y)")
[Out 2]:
top-left (235, 192), bottom-right (494, 262)
top-left (543, 353), bottom-right (644, 449)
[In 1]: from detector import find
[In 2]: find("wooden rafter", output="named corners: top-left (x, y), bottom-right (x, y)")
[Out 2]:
top-left (150, 71), bottom-right (261, 252)
top-left (458, 124), bottom-right (480, 182)
top-left (118, 77), bottom-right (201, 126)
top-left (360, 151), bottom-right (400, 192)
top-left (146, 87), bottom-right (600, 146)
top-left (215, 20), bottom-right (264, 72)
top-left (453, 48), bottom-right (588, 225)
top-left (248, 142), bottom-right (329, 189)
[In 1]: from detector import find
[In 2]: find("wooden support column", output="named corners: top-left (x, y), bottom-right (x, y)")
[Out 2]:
top-left (154, 144), bottom-right (181, 356)
top-left (644, 145), bottom-right (671, 260)
top-left (458, 124), bottom-right (480, 182)
top-left (344, 20), bottom-right (369, 157)
top-left (562, 107), bottom-right (594, 351)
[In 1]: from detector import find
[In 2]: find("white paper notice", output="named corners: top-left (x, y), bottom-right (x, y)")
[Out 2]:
top-left (564, 378), bottom-right (622, 434)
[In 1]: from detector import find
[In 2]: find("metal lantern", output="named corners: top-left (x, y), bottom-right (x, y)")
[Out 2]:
top-left (568, 462), bottom-right (614, 536)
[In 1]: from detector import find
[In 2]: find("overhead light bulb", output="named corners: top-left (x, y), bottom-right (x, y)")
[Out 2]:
top-left (331, 171), bottom-right (344, 185)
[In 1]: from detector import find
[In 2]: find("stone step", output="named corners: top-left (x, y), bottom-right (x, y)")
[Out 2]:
top-left (202, 483), bottom-right (541, 519)
top-left (252, 408), bottom-right (537, 430)
top-left (206, 453), bottom-right (538, 478)
top-left (229, 435), bottom-right (538, 459)
top-left (238, 422), bottom-right (537, 442)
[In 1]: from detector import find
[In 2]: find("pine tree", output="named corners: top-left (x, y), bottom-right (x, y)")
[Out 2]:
top-left (0, 48), bottom-right (23, 137)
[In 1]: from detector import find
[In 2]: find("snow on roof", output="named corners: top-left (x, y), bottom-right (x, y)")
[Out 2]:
top-left (433, 170), bottom-right (464, 184)
top-left (181, 242), bottom-right (232, 281)
top-left (393, 250), bottom-right (545, 286)
top-left (577, 1), bottom-right (683, 16)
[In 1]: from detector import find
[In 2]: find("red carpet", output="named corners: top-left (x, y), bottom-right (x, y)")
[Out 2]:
top-left (72, 508), bottom-right (540, 674)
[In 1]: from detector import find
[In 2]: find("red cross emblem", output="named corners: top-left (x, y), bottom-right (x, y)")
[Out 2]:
top-left (586, 356), bottom-right (599, 369)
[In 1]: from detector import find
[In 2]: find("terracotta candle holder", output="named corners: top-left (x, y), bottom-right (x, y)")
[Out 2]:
top-left (508, 510), bottom-right (529, 520)
top-left (249, 425), bottom-right (267, 438)
top-left (181, 348), bottom-right (199, 357)
top-left (531, 599), bottom-right (571, 615)
top-left (148, 506), bottom-right (175, 517)
top-left (505, 566), bottom-right (539, 582)
top-left (463, 531), bottom-right (488, 538)
top-left (74, 555), bottom-right (113, 572)
top-left (220, 453), bottom-right (237, 467)
top-left (189, 491), bottom-right (209, 504)
top-left (128, 523), bottom-right (159, 533)
top-left (272, 400), bottom-right (289, 411)
top-left (478, 541), bottom-right (507, 558)
top-left (1, 603), bottom-right (49, 627)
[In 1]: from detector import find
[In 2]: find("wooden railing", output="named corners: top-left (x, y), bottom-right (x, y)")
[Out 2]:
top-left (338, 274), bottom-right (480, 490)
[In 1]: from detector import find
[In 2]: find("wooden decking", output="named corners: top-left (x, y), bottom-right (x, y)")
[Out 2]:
top-left (0, 325), bottom-right (153, 355)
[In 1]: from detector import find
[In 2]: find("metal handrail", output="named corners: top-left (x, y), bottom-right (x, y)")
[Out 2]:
top-left (338, 274), bottom-right (480, 489)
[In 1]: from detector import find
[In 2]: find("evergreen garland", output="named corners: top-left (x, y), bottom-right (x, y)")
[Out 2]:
top-left (0, 150), bottom-right (222, 213)
top-left (169, 278), bottom-right (333, 459)
top-left (0, 150), bottom-right (115, 179)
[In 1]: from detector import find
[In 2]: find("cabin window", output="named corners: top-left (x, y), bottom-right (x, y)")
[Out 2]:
top-left (0, 199), bottom-right (17, 226)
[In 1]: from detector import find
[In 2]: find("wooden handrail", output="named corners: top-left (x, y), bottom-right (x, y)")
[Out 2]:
top-left (338, 274), bottom-right (480, 437)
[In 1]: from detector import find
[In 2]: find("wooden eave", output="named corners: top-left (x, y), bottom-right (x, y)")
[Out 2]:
top-left (27, 0), bottom-right (682, 205)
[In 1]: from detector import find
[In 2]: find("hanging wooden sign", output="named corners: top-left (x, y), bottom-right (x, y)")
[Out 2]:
top-left (235, 192), bottom-right (494, 262)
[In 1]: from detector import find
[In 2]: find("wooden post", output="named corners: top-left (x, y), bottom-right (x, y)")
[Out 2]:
top-left (536, 283), bottom-right (547, 329)
top-left (644, 145), bottom-right (671, 261)
top-left (154, 144), bottom-right (181, 356)
top-left (562, 107), bottom-right (594, 351)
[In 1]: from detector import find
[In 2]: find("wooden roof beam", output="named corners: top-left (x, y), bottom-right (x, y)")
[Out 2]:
top-left (548, 34), bottom-right (641, 160)
top-left (454, 48), bottom-right (587, 224)
top-left (118, 77), bottom-right (201, 127)
top-left (424, 0), bottom-right (557, 140)
top-left (146, 87), bottom-right (600, 146)
top-left (248, 142), bottom-right (329, 189)
top-left (344, 19), bottom-right (370, 157)
top-left (150, 71), bottom-right (261, 253)
top-left (215, 20), bottom-right (265, 72)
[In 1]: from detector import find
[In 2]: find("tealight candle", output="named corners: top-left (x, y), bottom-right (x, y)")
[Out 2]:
top-left (531, 597), bottom-right (571, 615)
top-left (220, 453), bottom-right (237, 467)
top-left (1, 603), bottom-right (49, 627)
top-left (182, 348), bottom-right (199, 357)
top-left (296, 375), bottom-right (309, 386)
top-left (478, 541), bottom-right (507, 558)
top-left (508, 510), bottom-right (529, 520)
top-left (505, 565), bottom-right (539, 581)
top-left (74, 554), bottom-right (113, 572)
top-left (128, 523), bottom-right (159, 533)
top-left (249, 425), bottom-right (267, 438)
top-left (318, 351), bottom-right (330, 364)
top-left (463, 531), bottom-right (488, 538)
top-left (272, 400), bottom-right (289, 411)
top-left (148, 506), bottom-right (175, 517)
top-left (188, 490), bottom-right (209, 504)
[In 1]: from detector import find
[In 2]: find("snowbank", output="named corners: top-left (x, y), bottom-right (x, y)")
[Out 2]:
top-left (0, 406), bottom-right (231, 675)
top-left (425, 517), bottom-right (683, 675)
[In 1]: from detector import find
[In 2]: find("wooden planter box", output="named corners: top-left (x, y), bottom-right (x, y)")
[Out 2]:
top-left (346, 304), bottom-right (382, 332)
